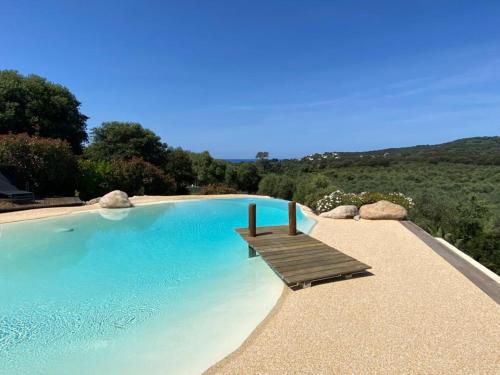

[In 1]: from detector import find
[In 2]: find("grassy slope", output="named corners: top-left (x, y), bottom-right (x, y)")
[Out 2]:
top-left (323, 162), bottom-right (500, 218)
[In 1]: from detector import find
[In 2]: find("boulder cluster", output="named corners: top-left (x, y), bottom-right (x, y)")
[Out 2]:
top-left (319, 200), bottom-right (407, 220)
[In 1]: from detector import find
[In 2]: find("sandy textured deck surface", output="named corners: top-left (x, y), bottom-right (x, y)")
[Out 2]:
top-left (207, 216), bottom-right (500, 374)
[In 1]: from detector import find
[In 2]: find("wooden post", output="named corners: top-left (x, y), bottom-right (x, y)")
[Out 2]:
top-left (288, 201), bottom-right (297, 236)
top-left (249, 203), bottom-right (256, 237)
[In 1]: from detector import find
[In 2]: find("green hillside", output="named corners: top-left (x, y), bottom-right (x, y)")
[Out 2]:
top-left (295, 136), bottom-right (500, 168)
top-left (257, 137), bottom-right (500, 274)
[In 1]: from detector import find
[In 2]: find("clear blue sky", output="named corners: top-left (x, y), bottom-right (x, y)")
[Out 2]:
top-left (2, 1), bottom-right (499, 158)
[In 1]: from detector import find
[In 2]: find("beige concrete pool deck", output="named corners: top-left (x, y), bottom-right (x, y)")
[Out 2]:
top-left (1, 195), bottom-right (498, 374)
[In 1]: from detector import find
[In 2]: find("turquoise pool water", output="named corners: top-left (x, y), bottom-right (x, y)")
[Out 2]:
top-left (0, 197), bottom-right (314, 374)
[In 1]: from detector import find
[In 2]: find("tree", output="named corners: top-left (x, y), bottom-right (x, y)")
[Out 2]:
top-left (77, 157), bottom-right (175, 199)
top-left (255, 151), bottom-right (270, 173)
top-left (190, 151), bottom-right (226, 186)
top-left (258, 174), bottom-right (296, 200)
top-left (293, 174), bottom-right (334, 207)
top-left (236, 163), bottom-right (260, 192)
top-left (0, 70), bottom-right (88, 153)
top-left (255, 151), bottom-right (269, 160)
top-left (106, 157), bottom-right (175, 196)
top-left (86, 122), bottom-right (167, 166)
top-left (224, 164), bottom-right (239, 189)
top-left (164, 147), bottom-right (195, 193)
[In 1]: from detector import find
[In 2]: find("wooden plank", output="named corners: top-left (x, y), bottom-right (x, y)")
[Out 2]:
top-left (257, 245), bottom-right (332, 257)
top-left (281, 260), bottom-right (362, 278)
top-left (264, 252), bottom-right (343, 266)
top-left (249, 240), bottom-right (318, 250)
top-left (243, 236), bottom-right (311, 245)
top-left (264, 251), bottom-right (338, 264)
top-left (259, 242), bottom-right (338, 253)
top-left (285, 263), bottom-right (371, 284)
top-left (274, 255), bottom-right (355, 273)
top-left (247, 239), bottom-right (310, 247)
top-left (256, 243), bottom-right (327, 254)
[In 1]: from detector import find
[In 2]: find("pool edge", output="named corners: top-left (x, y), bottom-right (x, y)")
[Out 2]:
top-left (0, 194), bottom-right (272, 225)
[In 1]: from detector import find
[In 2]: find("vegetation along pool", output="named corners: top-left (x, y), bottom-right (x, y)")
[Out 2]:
top-left (0, 197), bottom-right (315, 374)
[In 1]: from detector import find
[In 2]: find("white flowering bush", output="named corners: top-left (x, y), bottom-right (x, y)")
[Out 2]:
top-left (315, 190), bottom-right (414, 213)
top-left (315, 190), bottom-right (363, 212)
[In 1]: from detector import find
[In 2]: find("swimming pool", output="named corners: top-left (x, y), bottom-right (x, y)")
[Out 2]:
top-left (0, 197), bottom-right (315, 374)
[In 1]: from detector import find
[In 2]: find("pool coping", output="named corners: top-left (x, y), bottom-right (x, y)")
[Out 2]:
top-left (400, 221), bottom-right (500, 304)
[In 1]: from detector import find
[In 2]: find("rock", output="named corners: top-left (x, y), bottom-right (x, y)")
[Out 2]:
top-left (319, 205), bottom-right (359, 219)
top-left (86, 197), bottom-right (101, 205)
top-left (99, 190), bottom-right (132, 209)
top-left (359, 200), bottom-right (407, 220)
top-left (353, 215), bottom-right (360, 221)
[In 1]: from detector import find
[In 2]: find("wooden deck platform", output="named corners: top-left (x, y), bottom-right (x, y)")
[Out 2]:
top-left (236, 225), bottom-right (371, 288)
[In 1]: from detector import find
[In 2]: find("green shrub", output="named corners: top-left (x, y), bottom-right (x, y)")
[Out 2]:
top-left (108, 157), bottom-right (176, 196)
top-left (464, 231), bottom-right (500, 274)
top-left (199, 183), bottom-right (238, 195)
top-left (293, 174), bottom-right (336, 208)
top-left (235, 163), bottom-right (260, 192)
top-left (258, 174), bottom-right (296, 200)
top-left (77, 157), bottom-right (175, 199)
top-left (191, 151), bottom-right (227, 186)
top-left (76, 159), bottom-right (112, 199)
top-left (0, 133), bottom-right (77, 196)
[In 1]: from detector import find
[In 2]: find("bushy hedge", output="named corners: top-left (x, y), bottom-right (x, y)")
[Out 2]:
top-left (77, 157), bottom-right (175, 199)
top-left (199, 183), bottom-right (238, 195)
top-left (293, 174), bottom-right (336, 208)
top-left (77, 159), bottom-right (112, 199)
top-left (258, 174), bottom-right (295, 200)
top-left (0, 133), bottom-right (77, 196)
top-left (315, 190), bottom-right (414, 213)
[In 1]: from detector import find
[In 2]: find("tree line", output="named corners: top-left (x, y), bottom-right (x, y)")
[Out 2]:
top-left (0, 70), bottom-right (261, 199)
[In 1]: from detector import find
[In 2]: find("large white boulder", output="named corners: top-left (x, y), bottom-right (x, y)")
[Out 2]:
top-left (359, 200), bottom-right (407, 220)
top-left (319, 205), bottom-right (359, 219)
top-left (99, 190), bottom-right (132, 209)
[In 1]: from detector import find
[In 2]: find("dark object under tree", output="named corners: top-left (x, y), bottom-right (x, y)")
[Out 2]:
top-left (0, 171), bottom-right (34, 201)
